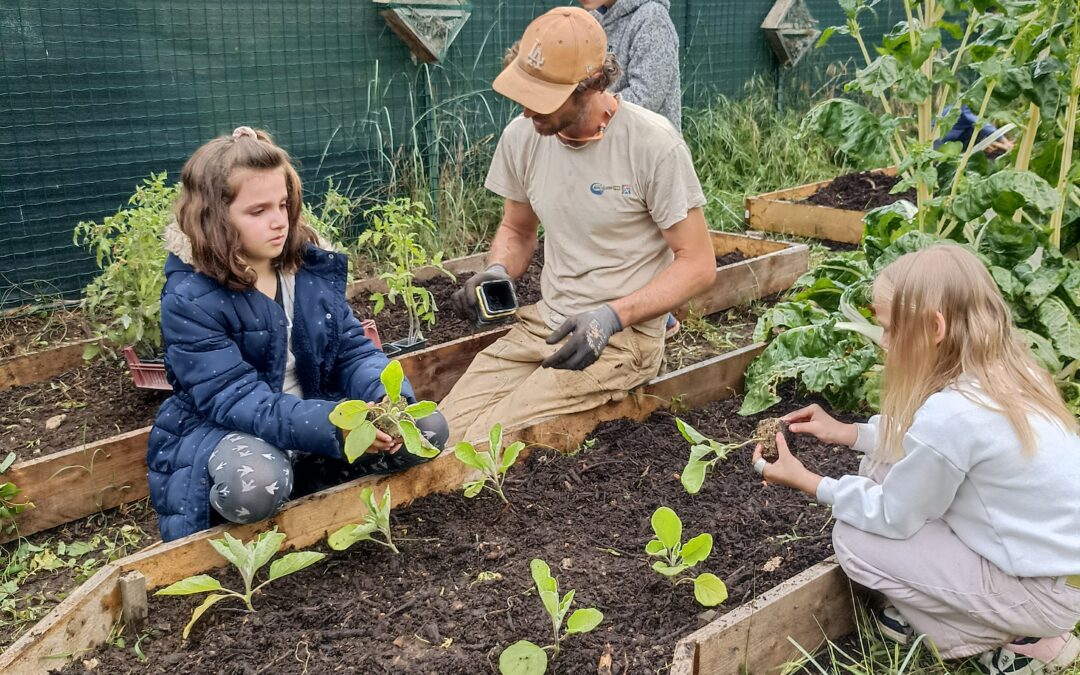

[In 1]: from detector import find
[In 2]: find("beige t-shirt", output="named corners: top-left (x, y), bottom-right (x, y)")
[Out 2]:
top-left (485, 100), bottom-right (706, 337)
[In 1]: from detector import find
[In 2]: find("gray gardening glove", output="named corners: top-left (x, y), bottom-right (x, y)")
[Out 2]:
top-left (450, 264), bottom-right (512, 321)
top-left (541, 305), bottom-right (623, 371)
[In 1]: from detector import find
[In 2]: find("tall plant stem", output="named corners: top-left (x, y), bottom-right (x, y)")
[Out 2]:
top-left (905, 0), bottom-right (940, 228)
top-left (935, 12), bottom-right (978, 117)
top-left (1051, 12), bottom-right (1080, 249)
top-left (850, 23), bottom-right (906, 166)
top-left (1013, 103), bottom-right (1042, 223)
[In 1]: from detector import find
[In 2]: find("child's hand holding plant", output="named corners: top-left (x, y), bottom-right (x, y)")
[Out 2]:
top-left (752, 430), bottom-right (823, 498)
top-left (781, 404), bottom-right (858, 447)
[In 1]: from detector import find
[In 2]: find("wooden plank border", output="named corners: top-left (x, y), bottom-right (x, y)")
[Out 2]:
top-left (0, 344), bottom-right (765, 674)
top-left (0, 338), bottom-right (96, 393)
top-left (744, 168), bottom-right (897, 245)
top-left (4, 234), bottom-right (801, 542)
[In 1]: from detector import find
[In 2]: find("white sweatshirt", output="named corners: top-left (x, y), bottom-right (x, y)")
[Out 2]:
top-left (816, 382), bottom-right (1080, 577)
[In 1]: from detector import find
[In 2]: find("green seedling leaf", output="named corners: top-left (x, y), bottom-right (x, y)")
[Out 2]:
top-left (327, 522), bottom-right (378, 551)
top-left (454, 442), bottom-right (485, 470)
top-left (361, 487), bottom-right (379, 513)
top-left (250, 529), bottom-right (287, 573)
top-left (558, 589), bottom-right (576, 621)
top-left (344, 421), bottom-right (378, 463)
top-left (652, 561), bottom-right (689, 577)
top-left (500, 441), bottom-right (525, 473)
top-left (675, 418), bottom-right (708, 445)
top-left (182, 593), bottom-right (227, 640)
top-left (489, 423), bottom-right (505, 455)
top-left (565, 607), bottom-right (603, 635)
top-left (462, 480), bottom-right (485, 498)
top-left (530, 559), bottom-right (556, 592)
top-left (0, 453), bottom-right (15, 474)
top-left (404, 401), bottom-right (437, 419)
top-left (380, 360), bottom-right (404, 402)
top-left (208, 533), bottom-right (248, 572)
top-left (680, 533), bottom-right (713, 566)
top-left (267, 551), bottom-right (326, 582)
top-left (681, 445), bottom-right (713, 495)
top-left (499, 640), bottom-right (547, 675)
top-left (329, 400), bottom-right (370, 430)
top-left (155, 574), bottom-right (223, 596)
top-left (693, 573), bottom-right (729, 607)
top-left (539, 589), bottom-right (560, 624)
top-left (399, 419), bottom-right (439, 458)
top-left (651, 507), bottom-right (682, 550)
top-left (645, 539), bottom-right (667, 556)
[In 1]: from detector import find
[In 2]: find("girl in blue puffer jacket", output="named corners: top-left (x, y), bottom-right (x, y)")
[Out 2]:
top-left (148, 126), bottom-right (447, 542)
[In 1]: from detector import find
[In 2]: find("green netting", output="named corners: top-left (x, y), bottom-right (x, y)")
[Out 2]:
top-left (0, 0), bottom-right (901, 308)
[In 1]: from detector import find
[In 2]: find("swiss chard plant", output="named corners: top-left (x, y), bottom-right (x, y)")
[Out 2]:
top-left (743, 0), bottom-right (1080, 416)
top-left (0, 452), bottom-right (32, 535)
top-left (359, 198), bottom-right (454, 344)
top-left (454, 423), bottom-right (525, 504)
top-left (646, 507), bottom-right (728, 608)
top-left (155, 528), bottom-right (324, 639)
top-left (498, 559), bottom-right (603, 675)
top-left (327, 486), bottom-right (399, 553)
top-left (329, 360), bottom-right (440, 462)
top-left (675, 419), bottom-right (755, 495)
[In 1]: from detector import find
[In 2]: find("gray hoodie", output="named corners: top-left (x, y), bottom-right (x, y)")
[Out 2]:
top-left (595, 0), bottom-right (682, 133)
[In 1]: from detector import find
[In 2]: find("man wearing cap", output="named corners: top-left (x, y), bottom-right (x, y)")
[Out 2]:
top-left (440, 7), bottom-right (716, 443)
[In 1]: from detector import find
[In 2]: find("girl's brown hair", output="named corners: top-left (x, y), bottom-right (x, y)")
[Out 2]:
top-left (874, 244), bottom-right (1077, 461)
top-left (175, 127), bottom-right (318, 290)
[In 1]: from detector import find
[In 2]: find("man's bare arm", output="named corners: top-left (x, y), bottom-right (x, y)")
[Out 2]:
top-left (487, 198), bottom-right (540, 278)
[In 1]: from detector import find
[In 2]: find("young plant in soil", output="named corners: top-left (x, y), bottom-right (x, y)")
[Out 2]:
top-left (359, 198), bottom-right (454, 346)
top-left (754, 417), bottom-right (789, 462)
top-left (453, 423), bottom-right (525, 505)
top-left (676, 418), bottom-right (755, 495)
top-left (154, 528), bottom-right (325, 639)
top-left (326, 486), bottom-right (398, 554)
top-left (329, 360), bottom-right (440, 462)
top-left (0, 452), bottom-right (32, 535)
top-left (646, 506), bottom-right (728, 608)
top-left (499, 558), bottom-right (604, 675)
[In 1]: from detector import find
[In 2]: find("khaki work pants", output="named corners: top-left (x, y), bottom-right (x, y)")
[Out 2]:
top-left (439, 305), bottom-right (664, 445)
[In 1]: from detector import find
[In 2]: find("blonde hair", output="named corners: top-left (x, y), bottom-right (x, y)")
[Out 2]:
top-left (875, 244), bottom-right (1077, 461)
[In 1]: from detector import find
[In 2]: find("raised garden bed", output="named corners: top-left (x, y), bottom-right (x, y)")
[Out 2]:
top-left (0, 233), bottom-right (803, 544)
top-left (2, 346), bottom-right (870, 675)
top-left (745, 169), bottom-right (900, 245)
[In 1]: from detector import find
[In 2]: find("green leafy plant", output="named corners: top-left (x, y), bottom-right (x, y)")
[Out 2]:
top-left (326, 486), bottom-right (398, 553)
top-left (155, 528), bottom-right (324, 639)
top-left (359, 198), bottom-right (453, 344)
top-left (454, 423), bottom-right (525, 504)
top-left (302, 178), bottom-right (363, 283)
top-left (645, 506), bottom-right (728, 608)
top-left (75, 172), bottom-right (178, 358)
top-left (0, 452), bottom-right (32, 535)
top-left (498, 559), bottom-right (603, 675)
top-left (328, 360), bottom-right (440, 462)
top-left (675, 419), bottom-right (756, 495)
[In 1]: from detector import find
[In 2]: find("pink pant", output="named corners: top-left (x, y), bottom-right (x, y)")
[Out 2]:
top-left (832, 459), bottom-right (1080, 659)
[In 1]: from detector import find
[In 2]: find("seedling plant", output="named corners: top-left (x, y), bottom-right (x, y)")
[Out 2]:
top-left (327, 486), bottom-right (399, 553)
top-left (646, 506), bottom-right (728, 608)
top-left (676, 419), bottom-right (756, 495)
top-left (498, 558), bottom-right (603, 675)
top-left (0, 452), bottom-right (32, 535)
top-left (454, 423), bottom-right (525, 504)
top-left (155, 528), bottom-right (324, 639)
top-left (329, 360), bottom-right (440, 462)
top-left (359, 198), bottom-right (453, 345)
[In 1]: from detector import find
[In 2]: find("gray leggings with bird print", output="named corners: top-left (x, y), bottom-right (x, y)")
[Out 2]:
top-left (208, 433), bottom-right (294, 525)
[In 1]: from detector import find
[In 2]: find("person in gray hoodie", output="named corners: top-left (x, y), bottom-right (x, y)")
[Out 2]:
top-left (581, 0), bottom-right (682, 133)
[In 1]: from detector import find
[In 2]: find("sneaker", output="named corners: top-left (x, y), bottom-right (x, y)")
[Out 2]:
top-left (976, 634), bottom-right (1080, 674)
top-left (874, 605), bottom-right (914, 645)
top-left (665, 313), bottom-right (680, 338)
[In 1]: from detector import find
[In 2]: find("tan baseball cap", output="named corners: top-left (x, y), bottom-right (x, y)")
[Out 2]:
top-left (493, 7), bottom-right (608, 115)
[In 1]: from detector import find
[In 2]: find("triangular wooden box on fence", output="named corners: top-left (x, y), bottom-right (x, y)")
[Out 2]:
top-left (373, 0), bottom-right (472, 63)
top-left (761, 0), bottom-right (821, 68)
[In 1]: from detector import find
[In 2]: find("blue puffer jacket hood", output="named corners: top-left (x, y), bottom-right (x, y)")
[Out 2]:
top-left (148, 224), bottom-right (412, 541)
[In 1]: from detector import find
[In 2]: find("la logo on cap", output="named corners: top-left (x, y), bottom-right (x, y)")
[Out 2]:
top-left (526, 41), bottom-right (544, 70)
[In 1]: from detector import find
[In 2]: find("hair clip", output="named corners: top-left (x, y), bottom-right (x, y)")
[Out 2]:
top-left (232, 126), bottom-right (257, 140)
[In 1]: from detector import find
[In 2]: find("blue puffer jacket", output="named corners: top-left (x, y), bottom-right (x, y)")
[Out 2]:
top-left (148, 226), bottom-right (413, 541)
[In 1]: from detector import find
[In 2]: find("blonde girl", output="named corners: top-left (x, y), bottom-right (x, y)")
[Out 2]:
top-left (754, 244), bottom-right (1080, 674)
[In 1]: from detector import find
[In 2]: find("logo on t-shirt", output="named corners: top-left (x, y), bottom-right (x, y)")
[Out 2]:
top-left (590, 182), bottom-right (633, 196)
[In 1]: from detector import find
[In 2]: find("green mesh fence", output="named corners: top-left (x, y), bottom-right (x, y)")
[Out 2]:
top-left (0, 0), bottom-right (901, 308)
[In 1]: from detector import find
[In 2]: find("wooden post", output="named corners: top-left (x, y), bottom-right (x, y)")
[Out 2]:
top-left (118, 571), bottom-right (147, 634)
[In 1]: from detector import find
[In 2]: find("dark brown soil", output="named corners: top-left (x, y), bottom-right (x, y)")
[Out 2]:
top-left (0, 356), bottom-right (167, 461)
top-left (0, 306), bottom-right (88, 360)
top-left (351, 251), bottom-right (545, 347)
top-left (57, 395), bottom-right (861, 675)
top-left (803, 171), bottom-right (915, 212)
top-left (716, 251), bottom-right (748, 267)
